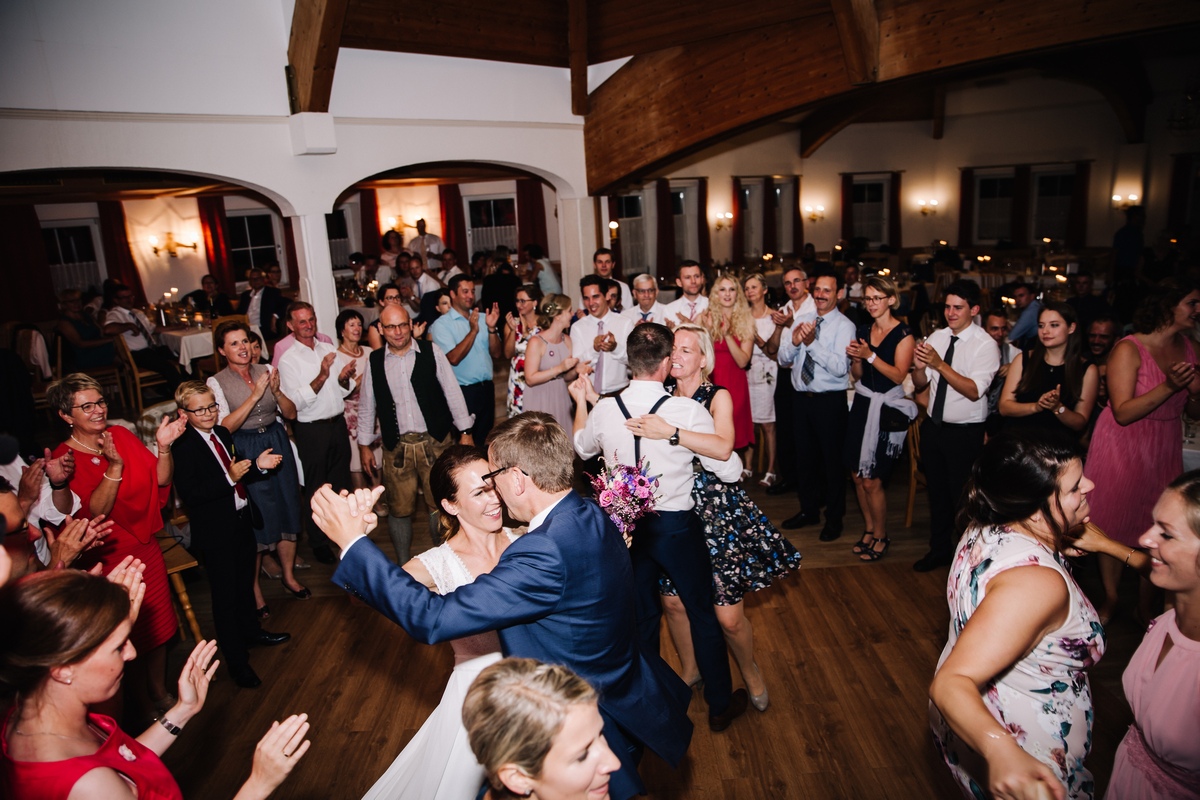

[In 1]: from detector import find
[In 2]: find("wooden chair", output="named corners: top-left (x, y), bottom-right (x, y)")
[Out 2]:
top-left (195, 314), bottom-right (249, 377)
top-left (114, 335), bottom-right (169, 416)
top-left (159, 532), bottom-right (203, 643)
top-left (905, 413), bottom-right (927, 528)
top-left (53, 334), bottom-right (128, 409)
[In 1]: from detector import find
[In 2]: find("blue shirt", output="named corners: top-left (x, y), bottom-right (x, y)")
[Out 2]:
top-left (429, 308), bottom-right (494, 386)
top-left (1008, 299), bottom-right (1042, 346)
top-left (777, 307), bottom-right (854, 393)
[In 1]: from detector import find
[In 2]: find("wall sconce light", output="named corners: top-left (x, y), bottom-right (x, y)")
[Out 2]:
top-left (803, 205), bottom-right (825, 223)
top-left (1111, 193), bottom-right (1140, 210)
top-left (149, 232), bottom-right (198, 258)
top-left (714, 212), bottom-right (734, 231)
top-left (1055, 274), bottom-right (1068, 283)
top-left (918, 199), bottom-right (939, 216)
top-left (976, 255), bottom-right (993, 265)
top-left (608, 220), bottom-right (619, 240)
top-left (763, 253), bottom-right (774, 263)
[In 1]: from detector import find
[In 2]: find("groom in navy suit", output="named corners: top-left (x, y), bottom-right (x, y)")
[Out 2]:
top-left (316, 412), bottom-right (691, 800)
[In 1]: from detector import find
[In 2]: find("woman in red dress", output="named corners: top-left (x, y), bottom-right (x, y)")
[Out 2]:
top-left (701, 274), bottom-right (755, 470)
top-left (1, 568), bottom-right (310, 799)
top-left (47, 374), bottom-right (188, 717)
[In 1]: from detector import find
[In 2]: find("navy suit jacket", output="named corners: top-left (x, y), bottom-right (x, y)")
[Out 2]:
top-left (332, 491), bottom-right (692, 795)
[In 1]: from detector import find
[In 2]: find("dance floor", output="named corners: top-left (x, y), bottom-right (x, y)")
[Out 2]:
top-left (162, 474), bottom-right (1142, 799)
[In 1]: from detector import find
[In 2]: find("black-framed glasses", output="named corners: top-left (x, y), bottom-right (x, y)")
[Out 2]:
top-left (481, 464), bottom-right (529, 488)
top-left (71, 399), bottom-right (108, 414)
top-left (184, 403), bottom-right (220, 416)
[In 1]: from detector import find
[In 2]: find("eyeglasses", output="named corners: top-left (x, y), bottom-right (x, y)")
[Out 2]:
top-left (71, 399), bottom-right (108, 414)
top-left (380, 322), bottom-right (411, 332)
top-left (481, 464), bottom-right (528, 488)
top-left (184, 403), bottom-right (220, 416)
top-left (862, 295), bottom-right (889, 305)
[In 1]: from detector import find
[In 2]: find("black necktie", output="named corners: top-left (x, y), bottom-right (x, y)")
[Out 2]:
top-left (930, 335), bottom-right (958, 424)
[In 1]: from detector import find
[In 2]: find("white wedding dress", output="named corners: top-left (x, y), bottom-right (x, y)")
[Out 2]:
top-left (361, 532), bottom-right (517, 800)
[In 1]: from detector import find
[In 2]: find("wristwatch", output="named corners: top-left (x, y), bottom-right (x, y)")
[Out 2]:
top-left (866, 352), bottom-right (877, 365)
top-left (668, 428), bottom-right (680, 446)
top-left (1055, 405), bottom-right (1067, 415)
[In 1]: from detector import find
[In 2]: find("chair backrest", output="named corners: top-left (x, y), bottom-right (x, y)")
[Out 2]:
top-left (112, 333), bottom-right (137, 371)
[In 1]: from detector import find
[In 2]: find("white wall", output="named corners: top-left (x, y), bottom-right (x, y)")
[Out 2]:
top-left (122, 197), bottom-right (208, 302)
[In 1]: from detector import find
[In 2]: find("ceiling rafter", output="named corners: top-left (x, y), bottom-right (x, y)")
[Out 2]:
top-left (287, 0), bottom-right (351, 113)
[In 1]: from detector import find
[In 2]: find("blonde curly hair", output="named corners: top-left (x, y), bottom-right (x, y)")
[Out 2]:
top-left (705, 273), bottom-right (756, 345)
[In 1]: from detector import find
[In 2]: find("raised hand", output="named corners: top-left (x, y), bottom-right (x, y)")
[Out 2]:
top-left (485, 303), bottom-right (501, 330)
top-left (17, 459), bottom-right (45, 515)
top-left (99, 431), bottom-right (124, 468)
top-left (770, 308), bottom-right (794, 328)
top-left (175, 639), bottom-right (220, 720)
top-left (105, 555), bottom-right (147, 621)
top-left (310, 484), bottom-right (380, 549)
top-left (505, 312), bottom-right (518, 331)
top-left (468, 309), bottom-right (481, 330)
top-left (242, 714), bottom-right (312, 797)
top-left (256, 448), bottom-right (283, 470)
top-left (318, 351), bottom-right (337, 380)
top-left (44, 447), bottom-right (75, 485)
top-left (412, 320), bottom-right (427, 339)
top-left (252, 369), bottom-right (272, 399)
top-left (268, 367), bottom-right (282, 395)
top-left (157, 412), bottom-right (188, 451)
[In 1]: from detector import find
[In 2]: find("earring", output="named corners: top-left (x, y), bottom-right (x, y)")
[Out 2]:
top-left (66, 678), bottom-right (72, 685)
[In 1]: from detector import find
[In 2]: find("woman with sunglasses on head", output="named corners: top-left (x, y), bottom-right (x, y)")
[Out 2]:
top-left (361, 445), bottom-right (522, 800)
top-left (47, 374), bottom-right (189, 722)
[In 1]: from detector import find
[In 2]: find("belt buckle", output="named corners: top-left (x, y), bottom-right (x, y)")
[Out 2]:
top-left (256, 426), bottom-right (268, 434)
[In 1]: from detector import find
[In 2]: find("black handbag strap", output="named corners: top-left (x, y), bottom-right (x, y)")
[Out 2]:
top-left (614, 392), bottom-right (670, 463)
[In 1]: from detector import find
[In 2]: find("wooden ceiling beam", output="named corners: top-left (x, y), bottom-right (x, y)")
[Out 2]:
top-left (569, 0), bottom-right (589, 116)
top-left (585, 0), bottom-right (1200, 193)
top-left (799, 101), bottom-right (869, 159)
top-left (287, 0), bottom-right (350, 113)
top-left (829, 0), bottom-right (879, 85)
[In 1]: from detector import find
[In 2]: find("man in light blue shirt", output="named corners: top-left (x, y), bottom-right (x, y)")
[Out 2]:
top-left (777, 271), bottom-right (855, 540)
top-left (1006, 283), bottom-right (1042, 351)
top-left (429, 275), bottom-right (501, 442)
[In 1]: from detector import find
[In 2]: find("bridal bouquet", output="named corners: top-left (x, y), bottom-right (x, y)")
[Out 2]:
top-left (588, 455), bottom-right (661, 540)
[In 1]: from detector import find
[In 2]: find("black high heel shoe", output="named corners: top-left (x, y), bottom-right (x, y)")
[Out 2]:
top-left (281, 577), bottom-right (312, 599)
top-left (860, 537), bottom-right (890, 562)
top-left (852, 531), bottom-right (875, 555)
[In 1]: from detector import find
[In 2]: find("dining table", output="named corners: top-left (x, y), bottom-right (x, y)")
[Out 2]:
top-left (159, 324), bottom-right (214, 373)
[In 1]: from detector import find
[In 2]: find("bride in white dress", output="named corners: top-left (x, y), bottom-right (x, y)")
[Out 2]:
top-left (362, 445), bottom-right (521, 800)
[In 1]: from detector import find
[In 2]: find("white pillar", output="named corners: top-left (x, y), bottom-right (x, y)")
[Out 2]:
top-left (288, 212), bottom-right (339, 340)
top-left (556, 195), bottom-right (597, 305)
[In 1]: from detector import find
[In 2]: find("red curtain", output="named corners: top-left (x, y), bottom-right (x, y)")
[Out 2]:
top-left (1011, 165), bottom-right (1032, 247)
top-left (516, 179), bottom-right (549, 256)
top-left (97, 200), bottom-right (148, 307)
top-left (656, 179), bottom-right (674, 274)
top-left (840, 173), bottom-right (854, 241)
top-left (1065, 161), bottom-right (1090, 249)
top-left (197, 196), bottom-right (236, 292)
top-left (606, 196), bottom-right (623, 270)
top-left (762, 176), bottom-right (777, 256)
top-left (958, 168), bottom-right (975, 247)
top-left (438, 184), bottom-right (469, 261)
top-left (360, 189), bottom-right (381, 255)
top-left (697, 178), bottom-right (712, 268)
top-left (0, 205), bottom-right (57, 322)
top-left (731, 178), bottom-right (743, 264)
top-left (888, 171), bottom-right (902, 249)
top-left (282, 216), bottom-right (300, 287)
top-left (1167, 154), bottom-right (1195, 234)
top-left (792, 175), bottom-right (803, 255)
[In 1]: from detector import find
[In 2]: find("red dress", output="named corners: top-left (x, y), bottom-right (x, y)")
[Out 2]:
top-left (52, 426), bottom-right (175, 652)
top-left (712, 337), bottom-right (755, 450)
top-left (2, 711), bottom-right (183, 799)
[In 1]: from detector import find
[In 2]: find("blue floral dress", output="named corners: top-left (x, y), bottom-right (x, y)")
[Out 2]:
top-left (930, 525), bottom-right (1106, 799)
top-left (660, 383), bottom-right (802, 605)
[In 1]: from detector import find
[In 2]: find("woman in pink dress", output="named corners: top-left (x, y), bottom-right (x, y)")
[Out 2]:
top-left (1070, 470), bottom-right (1200, 799)
top-left (701, 274), bottom-right (755, 469)
top-left (1085, 279), bottom-right (1200, 623)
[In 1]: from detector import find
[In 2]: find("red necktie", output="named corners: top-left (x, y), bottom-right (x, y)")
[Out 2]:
top-left (210, 433), bottom-right (247, 500)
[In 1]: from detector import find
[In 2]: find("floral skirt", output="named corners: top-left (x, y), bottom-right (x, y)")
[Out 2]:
top-left (660, 469), bottom-right (802, 605)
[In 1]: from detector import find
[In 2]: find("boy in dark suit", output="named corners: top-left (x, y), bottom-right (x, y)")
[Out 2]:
top-left (172, 381), bottom-right (290, 688)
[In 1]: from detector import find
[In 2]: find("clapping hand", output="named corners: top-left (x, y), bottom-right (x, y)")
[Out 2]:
top-left (45, 514), bottom-right (111, 569)
top-left (317, 352), bottom-right (337, 381)
top-left (846, 338), bottom-right (872, 361)
top-left (156, 412), bottom-right (188, 451)
top-left (1166, 360), bottom-right (1198, 393)
top-left (1037, 385), bottom-right (1061, 411)
top-left (252, 370), bottom-right (272, 399)
top-left (256, 448), bottom-right (283, 471)
top-left (915, 341), bottom-right (943, 370)
top-left (413, 320), bottom-right (427, 339)
top-left (242, 714), bottom-right (312, 797)
top-left (485, 303), bottom-right (501, 331)
top-left (505, 312), bottom-right (518, 332)
top-left (174, 639), bottom-right (220, 722)
top-left (99, 431), bottom-right (124, 468)
top-left (268, 367), bottom-right (282, 396)
top-left (44, 447), bottom-right (75, 486)
top-left (338, 359), bottom-right (357, 389)
top-left (770, 308), bottom-right (794, 328)
top-left (792, 320), bottom-right (816, 347)
top-left (102, 555), bottom-right (146, 621)
top-left (17, 459), bottom-right (45, 516)
top-left (229, 458), bottom-right (252, 483)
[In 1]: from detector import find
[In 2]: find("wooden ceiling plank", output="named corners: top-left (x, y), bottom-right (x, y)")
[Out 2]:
top-left (570, 0), bottom-right (589, 116)
top-left (829, 0), bottom-right (880, 85)
top-left (288, 0), bottom-right (351, 113)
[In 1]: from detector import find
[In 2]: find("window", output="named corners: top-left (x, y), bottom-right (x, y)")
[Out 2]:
top-left (226, 213), bottom-right (279, 274)
top-left (976, 174), bottom-right (1014, 243)
top-left (41, 221), bottom-right (105, 295)
top-left (851, 179), bottom-right (888, 246)
top-left (738, 180), bottom-right (764, 259)
top-left (1033, 172), bottom-right (1074, 242)
top-left (773, 180), bottom-right (796, 256)
top-left (43, 225), bottom-right (96, 265)
top-left (669, 183), bottom-right (699, 265)
top-left (614, 193), bottom-right (647, 272)
top-left (465, 196), bottom-right (517, 254)
top-left (325, 209), bottom-right (350, 268)
top-left (616, 195), bottom-right (643, 219)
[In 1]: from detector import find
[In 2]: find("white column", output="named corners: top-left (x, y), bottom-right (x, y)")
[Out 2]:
top-left (288, 212), bottom-right (339, 340)
top-left (556, 195), bottom-right (597, 305)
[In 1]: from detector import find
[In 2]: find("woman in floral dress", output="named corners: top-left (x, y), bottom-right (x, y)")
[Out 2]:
top-left (633, 324), bottom-right (801, 712)
top-left (930, 432), bottom-right (1105, 800)
top-left (502, 284), bottom-right (543, 417)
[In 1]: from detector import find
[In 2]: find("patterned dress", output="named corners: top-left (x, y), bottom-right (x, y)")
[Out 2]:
top-left (931, 525), bottom-right (1106, 799)
top-left (660, 383), bottom-right (802, 605)
top-left (507, 321), bottom-right (539, 417)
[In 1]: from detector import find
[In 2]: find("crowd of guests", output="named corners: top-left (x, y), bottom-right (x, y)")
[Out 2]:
top-left (1, 233), bottom-right (1198, 799)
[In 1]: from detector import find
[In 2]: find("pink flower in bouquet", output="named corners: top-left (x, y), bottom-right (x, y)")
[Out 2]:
top-left (599, 490), bottom-right (615, 508)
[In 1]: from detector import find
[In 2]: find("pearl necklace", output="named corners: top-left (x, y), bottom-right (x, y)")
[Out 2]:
top-left (70, 434), bottom-right (105, 466)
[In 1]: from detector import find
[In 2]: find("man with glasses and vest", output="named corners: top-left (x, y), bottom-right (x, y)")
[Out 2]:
top-left (911, 280), bottom-right (999, 572)
top-left (357, 304), bottom-right (475, 564)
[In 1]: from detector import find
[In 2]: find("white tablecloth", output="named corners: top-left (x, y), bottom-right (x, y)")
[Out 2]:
top-left (160, 327), bottom-right (213, 373)
top-left (1184, 419), bottom-right (1200, 473)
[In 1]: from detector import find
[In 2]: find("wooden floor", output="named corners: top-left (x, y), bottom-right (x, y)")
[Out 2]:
top-left (160, 473), bottom-right (1145, 800)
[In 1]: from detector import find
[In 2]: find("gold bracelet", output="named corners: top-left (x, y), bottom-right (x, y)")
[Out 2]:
top-left (102, 472), bottom-right (122, 482)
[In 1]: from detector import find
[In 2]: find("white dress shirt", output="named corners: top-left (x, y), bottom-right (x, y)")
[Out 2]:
top-left (245, 288), bottom-right (265, 328)
top-left (622, 301), bottom-right (668, 326)
top-left (277, 339), bottom-right (353, 422)
top-left (571, 310), bottom-right (633, 395)
top-left (104, 307), bottom-right (155, 351)
top-left (201, 431), bottom-right (248, 511)
top-left (782, 294), bottom-right (817, 320)
top-left (574, 380), bottom-right (742, 511)
top-left (921, 323), bottom-right (1000, 424)
top-left (408, 233), bottom-right (445, 270)
top-left (662, 294), bottom-right (709, 325)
